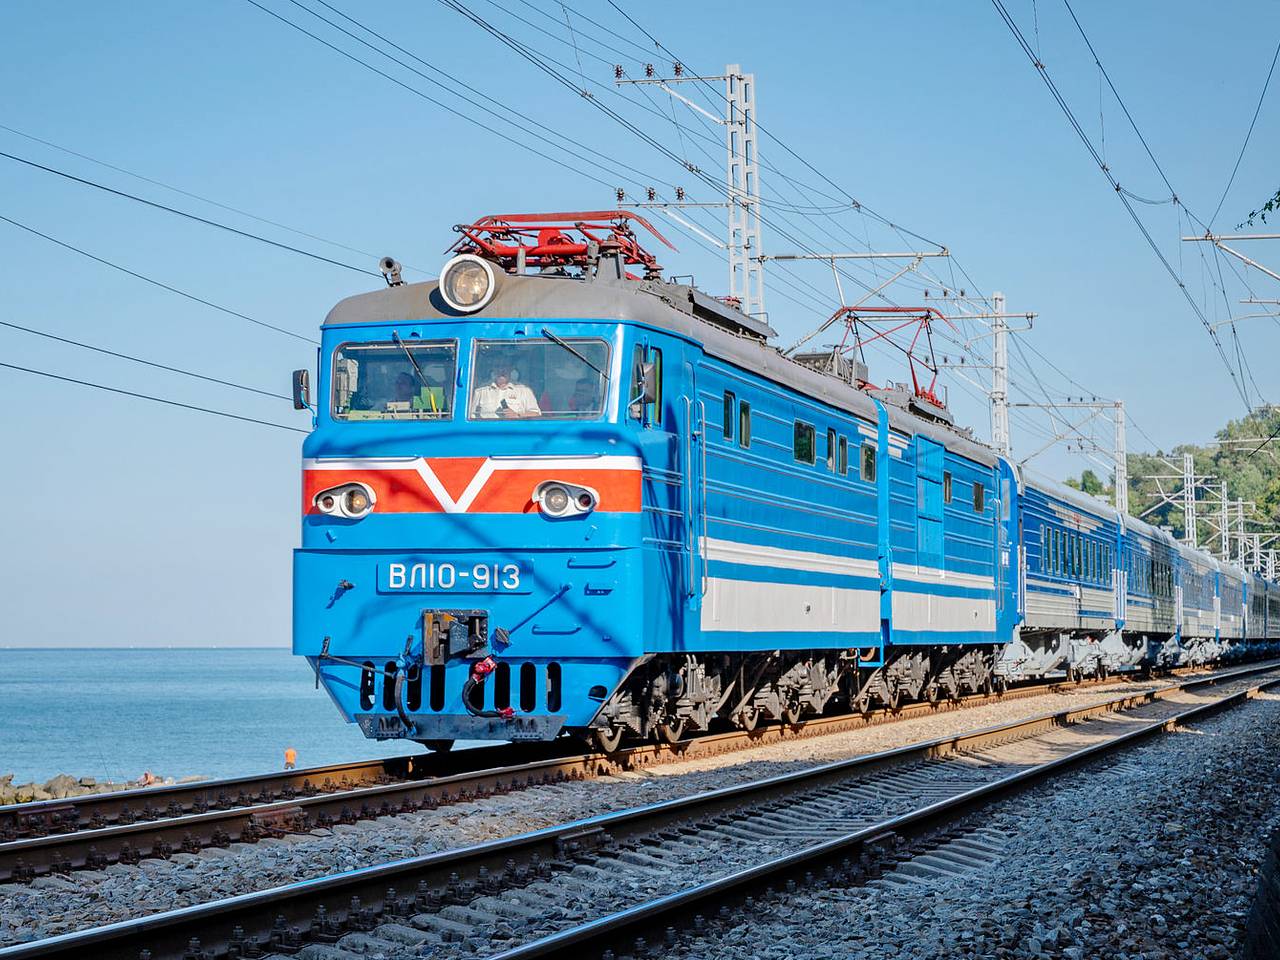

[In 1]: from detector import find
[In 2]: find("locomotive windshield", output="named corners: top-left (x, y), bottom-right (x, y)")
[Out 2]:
top-left (468, 337), bottom-right (610, 420)
top-left (331, 340), bottom-right (457, 420)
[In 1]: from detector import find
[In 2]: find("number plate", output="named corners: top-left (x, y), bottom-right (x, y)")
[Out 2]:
top-left (379, 560), bottom-right (528, 593)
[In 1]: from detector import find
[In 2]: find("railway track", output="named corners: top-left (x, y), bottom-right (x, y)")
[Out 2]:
top-left (3, 661), bottom-right (1276, 960)
top-left (0, 662), bottom-right (1246, 885)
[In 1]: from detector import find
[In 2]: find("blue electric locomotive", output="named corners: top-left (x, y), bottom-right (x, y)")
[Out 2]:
top-left (292, 211), bottom-right (1278, 752)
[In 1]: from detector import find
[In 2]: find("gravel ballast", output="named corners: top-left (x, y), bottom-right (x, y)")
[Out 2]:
top-left (667, 690), bottom-right (1280, 960)
top-left (0, 676), bottom-right (1245, 948)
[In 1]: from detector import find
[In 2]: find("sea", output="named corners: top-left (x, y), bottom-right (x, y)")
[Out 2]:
top-left (0, 648), bottom-right (436, 785)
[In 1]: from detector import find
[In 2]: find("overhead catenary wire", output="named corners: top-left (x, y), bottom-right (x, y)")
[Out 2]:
top-left (0, 150), bottom-right (381, 278)
top-left (270, 0), bottom-right (871, 317)
top-left (1211, 37), bottom-right (1280, 227)
top-left (437, 0), bottom-right (955, 315)
top-left (0, 213), bottom-right (318, 345)
top-left (989, 0), bottom-right (1252, 411)
top-left (0, 361), bottom-right (309, 433)
top-left (581, 0), bottom-right (1141, 455)
top-left (0, 122), bottom-right (422, 272)
top-left (249, 0), bottom-right (666, 191)
top-left (0, 319), bottom-right (293, 402)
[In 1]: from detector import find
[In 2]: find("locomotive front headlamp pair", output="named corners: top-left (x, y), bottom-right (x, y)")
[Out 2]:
top-left (314, 482), bottom-right (377, 520)
top-left (439, 254), bottom-right (498, 313)
top-left (534, 480), bottom-right (598, 518)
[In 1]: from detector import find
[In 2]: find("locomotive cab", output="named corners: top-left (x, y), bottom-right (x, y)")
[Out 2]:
top-left (295, 215), bottom-right (699, 749)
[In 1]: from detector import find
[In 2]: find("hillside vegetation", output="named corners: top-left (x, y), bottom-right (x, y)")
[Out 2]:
top-left (1062, 407), bottom-right (1280, 545)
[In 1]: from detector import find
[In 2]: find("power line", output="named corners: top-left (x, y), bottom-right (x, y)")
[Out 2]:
top-left (0, 150), bottom-right (380, 278)
top-left (0, 319), bottom-right (292, 402)
top-left (601, 0), bottom-right (947, 251)
top-left (0, 122), bottom-right (417, 271)
top-left (1211, 37), bottom-right (1280, 227)
top-left (241, 0), bottom-right (627, 192)
top-left (0, 213), bottom-right (318, 344)
top-left (0, 361), bottom-right (308, 433)
top-left (437, 0), bottom-right (937, 312)
top-left (989, 0), bottom-right (1251, 410)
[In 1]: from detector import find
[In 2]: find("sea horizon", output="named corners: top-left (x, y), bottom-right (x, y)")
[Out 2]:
top-left (0, 647), bottom-right (430, 783)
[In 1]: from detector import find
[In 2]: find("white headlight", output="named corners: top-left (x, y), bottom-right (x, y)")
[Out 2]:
top-left (534, 480), bottom-right (598, 518)
top-left (439, 254), bottom-right (497, 312)
top-left (314, 482), bottom-right (376, 519)
top-left (540, 483), bottom-right (571, 516)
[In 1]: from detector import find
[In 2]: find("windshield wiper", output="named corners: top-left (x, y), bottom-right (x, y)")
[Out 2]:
top-left (540, 327), bottom-right (610, 381)
top-left (391, 330), bottom-right (440, 413)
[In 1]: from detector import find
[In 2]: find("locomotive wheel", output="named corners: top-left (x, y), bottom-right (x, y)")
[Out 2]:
top-left (883, 684), bottom-right (902, 712)
top-left (737, 707), bottom-right (761, 733)
top-left (656, 718), bottom-right (687, 744)
top-left (592, 725), bottom-right (625, 753)
top-left (783, 703), bottom-right (804, 725)
top-left (995, 676), bottom-right (1008, 696)
top-left (853, 691), bottom-right (873, 717)
top-left (924, 683), bottom-right (940, 706)
top-left (419, 739), bottom-right (454, 754)
top-left (981, 675), bottom-right (994, 698)
top-left (1098, 663), bottom-right (1109, 681)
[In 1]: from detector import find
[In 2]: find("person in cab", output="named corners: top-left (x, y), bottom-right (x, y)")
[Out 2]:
top-left (471, 359), bottom-right (541, 419)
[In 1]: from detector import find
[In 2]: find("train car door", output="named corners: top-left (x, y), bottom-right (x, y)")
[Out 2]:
top-left (995, 458), bottom-right (1021, 639)
top-left (1115, 522), bottom-right (1128, 629)
top-left (915, 437), bottom-right (944, 572)
top-left (680, 360), bottom-right (704, 616)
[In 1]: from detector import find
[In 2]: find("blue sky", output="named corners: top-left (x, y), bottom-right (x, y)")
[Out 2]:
top-left (2, 1), bottom-right (1278, 647)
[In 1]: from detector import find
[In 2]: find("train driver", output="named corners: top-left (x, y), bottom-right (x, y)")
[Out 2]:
top-left (471, 360), bottom-right (541, 419)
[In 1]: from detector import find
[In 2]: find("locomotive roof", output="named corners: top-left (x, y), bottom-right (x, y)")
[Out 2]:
top-left (326, 270), bottom-right (1263, 584)
top-left (324, 271), bottom-right (1001, 467)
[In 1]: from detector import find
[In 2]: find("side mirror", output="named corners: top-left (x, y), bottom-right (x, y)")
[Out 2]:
top-left (292, 369), bottom-right (312, 410)
top-left (639, 362), bottom-right (658, 404)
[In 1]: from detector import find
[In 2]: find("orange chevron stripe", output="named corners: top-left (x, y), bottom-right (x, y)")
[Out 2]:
top-left (303, 459), bottom-right (641, 515)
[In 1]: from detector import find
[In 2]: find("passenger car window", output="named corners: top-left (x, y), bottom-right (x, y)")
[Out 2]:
top-left (943, 471), bottom-right (952, 503)
top-left (739, 401), bottom-right (751, 447)
top-left (860, 443), bottom-right (876, 482)
top-left (838, 436), bottom-right (848, 475)
top-left (332, 340), bottom-right (457, 421)
top-left (972, 481), bottom-right (984, 513)
top-left (826, 429), bottom-right (837, 472)
top-left (723, 391), bottom-right (735, 441)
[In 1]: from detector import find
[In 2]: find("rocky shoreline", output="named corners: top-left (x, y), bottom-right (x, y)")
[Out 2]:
top-left (0, 772), bottom-right (203, 805)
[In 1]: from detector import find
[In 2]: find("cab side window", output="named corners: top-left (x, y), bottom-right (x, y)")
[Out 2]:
top-left (628, 345), bottom-right (663, 425)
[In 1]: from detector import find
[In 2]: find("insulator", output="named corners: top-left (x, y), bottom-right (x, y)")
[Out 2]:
top-left (673, 61), bottom-right (683, 76)
top-left (614, 64), bottom-right (623, 79)
top-left (645, 63), bottom-right (654, 77)
top-left (616, 188), bottom-right (625, 203)
top-left (647, 187), bottom-right (656, 202)
top-left (675, 187), bottom-right (685, 201)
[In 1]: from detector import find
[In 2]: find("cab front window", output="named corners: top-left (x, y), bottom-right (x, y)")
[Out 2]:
top-left (468, 337), bottom-right (610, 420)
top-left (332, 340), bottom-right (457, 420)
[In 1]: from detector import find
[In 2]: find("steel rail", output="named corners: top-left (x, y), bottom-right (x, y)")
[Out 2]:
top-left (492, 669), bottom-right (1280, 959)
top-left (2, 661), bottom-right (1274, 960)
top-left (0, 660), bottom-right (1261, 884)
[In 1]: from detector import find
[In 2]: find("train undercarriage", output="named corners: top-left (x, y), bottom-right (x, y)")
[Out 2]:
top-left (586, 646), bottom-right (1006, 751)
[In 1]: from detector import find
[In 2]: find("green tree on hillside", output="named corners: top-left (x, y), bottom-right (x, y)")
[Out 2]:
top-left (1116, 407), bottom-right (1280, 545)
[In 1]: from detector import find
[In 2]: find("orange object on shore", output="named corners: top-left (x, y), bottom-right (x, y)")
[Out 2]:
top-left (284, 747), bottom-right (297, 770)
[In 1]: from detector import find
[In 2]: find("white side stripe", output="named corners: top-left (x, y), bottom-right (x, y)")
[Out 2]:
top-left (705, 538), bottom-right (879, 578)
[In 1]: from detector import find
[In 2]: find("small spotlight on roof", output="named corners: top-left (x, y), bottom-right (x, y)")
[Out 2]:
top-left (380, 256), bottom-right (404, 287)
